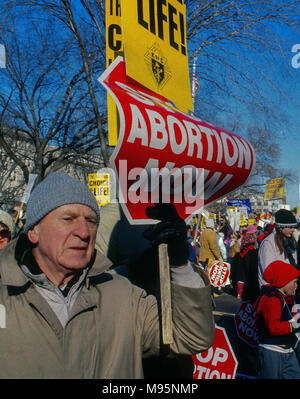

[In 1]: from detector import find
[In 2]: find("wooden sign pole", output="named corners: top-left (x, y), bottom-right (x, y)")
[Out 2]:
top-left (158, 243), bottom-right (173, 345)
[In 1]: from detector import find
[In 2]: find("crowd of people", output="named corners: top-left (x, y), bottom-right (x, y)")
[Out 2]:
top-left (188, 207), bottom-right (300, 379)
top-left (2, 173), bottom-right (300, 379)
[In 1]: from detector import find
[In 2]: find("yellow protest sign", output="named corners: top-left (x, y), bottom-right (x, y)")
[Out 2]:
top-left (240, 215), bottom-right (246, 226)
top-left (264, 177), bottom-right (285, 201)
top-left (88, 173), bottom-right (110, 206)
top-left (248, 218), bottom-right (255, 225)
top-left (121, 0), bottom-right (192, 113)
top-left (106, 0), bottom-right (123, 146)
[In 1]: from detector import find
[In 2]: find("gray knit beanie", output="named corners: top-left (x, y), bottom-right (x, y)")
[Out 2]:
top-left (0, 210), bottom-right (16, 238)
top-left (24, 172), bottom-right (100, 233)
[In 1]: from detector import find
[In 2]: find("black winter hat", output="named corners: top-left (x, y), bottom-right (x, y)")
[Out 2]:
top-left (275, 209), bottom-right (297, 228)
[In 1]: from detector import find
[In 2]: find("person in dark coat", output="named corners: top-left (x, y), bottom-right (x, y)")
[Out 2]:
top-left (235, 224), bottom-right (259, 300)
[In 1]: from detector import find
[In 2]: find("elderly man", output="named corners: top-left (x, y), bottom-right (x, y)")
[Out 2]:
top-left (0, 172), bottom-right (214, 379)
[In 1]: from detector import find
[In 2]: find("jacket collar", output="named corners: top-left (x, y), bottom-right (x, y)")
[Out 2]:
top-left (0, 233), bottom-right (113, 287)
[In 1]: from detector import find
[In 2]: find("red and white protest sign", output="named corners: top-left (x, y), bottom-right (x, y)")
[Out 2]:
top-left (235, 301), bottom-right (260, 348)
top-left (98, 57), bottom-right (255, 224)
top-left (208, 261), bottom-right (230, 287)
top-left (192, 325), bottom-right (238, 379)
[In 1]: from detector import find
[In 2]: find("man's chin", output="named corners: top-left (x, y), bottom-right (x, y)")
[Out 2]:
top-left (60, 257), bottom-right (91, 272)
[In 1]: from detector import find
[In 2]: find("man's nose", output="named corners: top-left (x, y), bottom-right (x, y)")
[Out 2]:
top-left (74, 218), bottom-right (90, 239)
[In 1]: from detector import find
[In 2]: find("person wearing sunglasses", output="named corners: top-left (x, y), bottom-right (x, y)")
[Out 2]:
top-left (0, 210), bottom-right (15, 250)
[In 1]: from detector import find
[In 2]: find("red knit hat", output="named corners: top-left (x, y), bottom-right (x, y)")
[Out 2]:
top-left (263, 260), bottom-right (300, 288)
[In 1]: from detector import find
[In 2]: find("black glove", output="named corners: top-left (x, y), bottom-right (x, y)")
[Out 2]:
top-left (143, 202), bottom-right (189, 267)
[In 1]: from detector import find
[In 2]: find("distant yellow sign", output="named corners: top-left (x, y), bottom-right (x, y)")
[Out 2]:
top-left (264, 177), bottom-right (285, 201)
top-left (121, 0), bottom-right (192, 113)
top-left (240, 215), bottom-right (246, 226)
top-left (106, 0), bottom-right (123, 146)
top-left (88, 173), bottom-right (110, 206)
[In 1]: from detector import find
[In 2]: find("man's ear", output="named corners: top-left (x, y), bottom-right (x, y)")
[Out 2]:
top-left (27, 225), bottom-right (39, 245)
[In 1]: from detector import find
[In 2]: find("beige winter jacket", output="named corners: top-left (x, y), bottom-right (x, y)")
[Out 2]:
top-left (0, 236), bottom-right (215, 379)
top-left (198, 228), bottom-right (221, 266)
